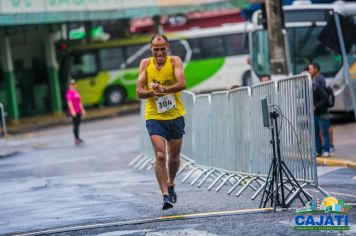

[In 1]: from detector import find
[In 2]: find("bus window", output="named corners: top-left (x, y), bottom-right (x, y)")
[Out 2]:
top-left (188, 38), bottom-right (203, 59)
top-left (252, 27), bottom-right (341, 77)
top-left (224, 33), bottom-right (249, 56)
top-left (99, 47), bottom-right (125, 70)
top-left (289, 26), bottom-right (341, 77)
top-left (70, 52), bottom-right (98, 79)
top-left (189, 36), bottom-right (225, 60)
top-left (170, 40), bottom-right (187, 60)
top-left (125, 44), bottom-right (151, 68)
top-left (252, 30), bottom-right (270, 76)
top-left (202, 36), bottom-right (225, 58)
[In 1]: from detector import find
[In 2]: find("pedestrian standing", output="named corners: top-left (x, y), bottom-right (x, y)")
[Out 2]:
top-left (66, 80), bottom-right (86, 145)
top-left (136, 34), bottom-right (186, 210)
top-left (309, 63), bottom-right (330, 157)
top-left (309, 63), bottom-right (326, 88)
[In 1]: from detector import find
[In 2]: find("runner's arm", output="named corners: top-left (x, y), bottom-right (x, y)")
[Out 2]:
top-left (67, 101), bottom-right (76, 117)
top-left (160, 56), bottom-right (186, 93)
top-left (80, 103), bottom-right (86, 116)
top-left (136, 59), bottom-right (155, 99)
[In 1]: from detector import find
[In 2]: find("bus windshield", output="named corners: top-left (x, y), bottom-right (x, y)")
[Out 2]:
top-left (252, 26), bottom-right (342, 77)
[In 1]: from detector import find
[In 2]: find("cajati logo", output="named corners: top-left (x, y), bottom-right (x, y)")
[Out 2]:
top-left (294, 197), bottom-right (351, 231)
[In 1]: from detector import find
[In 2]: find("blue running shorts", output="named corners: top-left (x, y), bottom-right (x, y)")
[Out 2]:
top-left (146, 116), bottom-right (185, 141)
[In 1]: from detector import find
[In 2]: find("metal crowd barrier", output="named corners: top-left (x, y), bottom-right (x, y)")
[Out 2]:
top-left (0, 102), bottom-right (7, 137)
top-left (275, 76), bottom-right (316, 183)
top-left (131, 73), bottom-right (328, 201)
top-left (180, 91), bottom-right (195, 159)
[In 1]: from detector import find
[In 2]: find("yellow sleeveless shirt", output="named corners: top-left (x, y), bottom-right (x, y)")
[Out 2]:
top-left (144, 56), bottom-right (185, 120)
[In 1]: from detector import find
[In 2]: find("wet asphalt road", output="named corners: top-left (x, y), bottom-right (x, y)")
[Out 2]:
top-left (0, 114), bottom-right (355, 236)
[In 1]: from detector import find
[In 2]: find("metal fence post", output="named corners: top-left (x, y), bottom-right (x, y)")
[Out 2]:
top-left (0, 103), bottom-right (7, 137)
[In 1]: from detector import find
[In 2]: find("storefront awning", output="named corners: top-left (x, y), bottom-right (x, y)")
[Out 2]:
top-left (0, 0), bottom-right (249, 26)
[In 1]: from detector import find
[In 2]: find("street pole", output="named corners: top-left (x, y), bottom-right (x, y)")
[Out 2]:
top-left (264, 0), bottom-right (288, 75)
top-left (153, 15), bottom-right (163, 34)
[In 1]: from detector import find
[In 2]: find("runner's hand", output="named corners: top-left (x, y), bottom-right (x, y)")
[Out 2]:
top-left (152, 84), bottom-right (164, 93)
top-left (149, 82), bottom-right (162, 92)
top-left (148, 82), bottom-right (158, 89)
top-left (149, 82), bottom-right (165, 96)
top-left (153, 90), bottom-right (165, 97)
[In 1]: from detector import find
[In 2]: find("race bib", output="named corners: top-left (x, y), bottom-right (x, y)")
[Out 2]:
top-left (155, 94), bottom-right (176, 113)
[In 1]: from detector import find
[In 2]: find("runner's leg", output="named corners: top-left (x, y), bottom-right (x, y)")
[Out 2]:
top-left (150, 135), bottom-right (169, 195)
top-left (167, 138), bottom-right (182, 186)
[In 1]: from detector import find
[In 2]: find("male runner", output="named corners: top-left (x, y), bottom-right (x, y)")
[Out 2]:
top-left (136, 34), bottom-right (186, 210)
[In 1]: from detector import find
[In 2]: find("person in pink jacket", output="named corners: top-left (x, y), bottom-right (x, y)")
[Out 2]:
top-left (66, 80), bottom-right (86, 145)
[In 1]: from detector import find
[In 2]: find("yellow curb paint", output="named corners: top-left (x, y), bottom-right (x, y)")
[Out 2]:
top-left (317, 157), bottom-right (356, 169)
top-left (159, 208), bottom-right (273, 220)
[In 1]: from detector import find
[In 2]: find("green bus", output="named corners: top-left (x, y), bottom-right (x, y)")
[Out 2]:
top-left (60, 22), bottom-right (253, 106)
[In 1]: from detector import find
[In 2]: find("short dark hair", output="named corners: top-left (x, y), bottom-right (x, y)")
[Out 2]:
top-left (260, 74), bottom-right (270, 78)
top-left (150, 34), bottom-right (169, 44)
top-left (311, 63), bottom-right (320, 72)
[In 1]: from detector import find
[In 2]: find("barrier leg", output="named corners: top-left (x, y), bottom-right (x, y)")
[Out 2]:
top-left (146, 158), bottom-right (155, 170)
top-left (129, 155), bottom-right (144, 167)
top-left (315, 185), bottom-right (330, 197)
top-left (182, 167), bottom-right (202, 183)
top-left (207, 173), bottom-right (227, 191)
top-left (215, 174), bottom-right (236, 192)
top-left (215, 174), bottom-right (237, 192)
top-left (251, 181), bottom-right (267, 200)
top-left (197, 169), bottom-right (217, 188)
top-left (134, 156), bottom-right (151, 168)
top-left (229, 175), bottom-right (242, 186)
top-left (247, 182), bottom-right (258, 191)
top-left (176, 162), bottom-right (194, 177)
top-left (191, 169), bottom-right (209, 186)
top-left (227, 176), bottom-right (250, 195)
top-left (285, 183), bottom-right (313, 206)
top-left (138, 158), bottom-right (153, 170)
top-left (236, 177), bottom-right (258, 197)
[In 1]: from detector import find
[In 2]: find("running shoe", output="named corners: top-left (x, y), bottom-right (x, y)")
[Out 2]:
top-left (75, 139), bottom-right (81, 145)
top-left (162, 194), bottom-right (174, 210)
top-left (322, 151), bottom-right (330, 157)
top-left (168, 185), bottom-right (177, 203)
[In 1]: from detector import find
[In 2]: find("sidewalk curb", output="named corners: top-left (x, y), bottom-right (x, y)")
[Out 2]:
top-left (317, 157), bottom-right (356, 169)
top-left (7, 103), bottom-right (140, 134)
